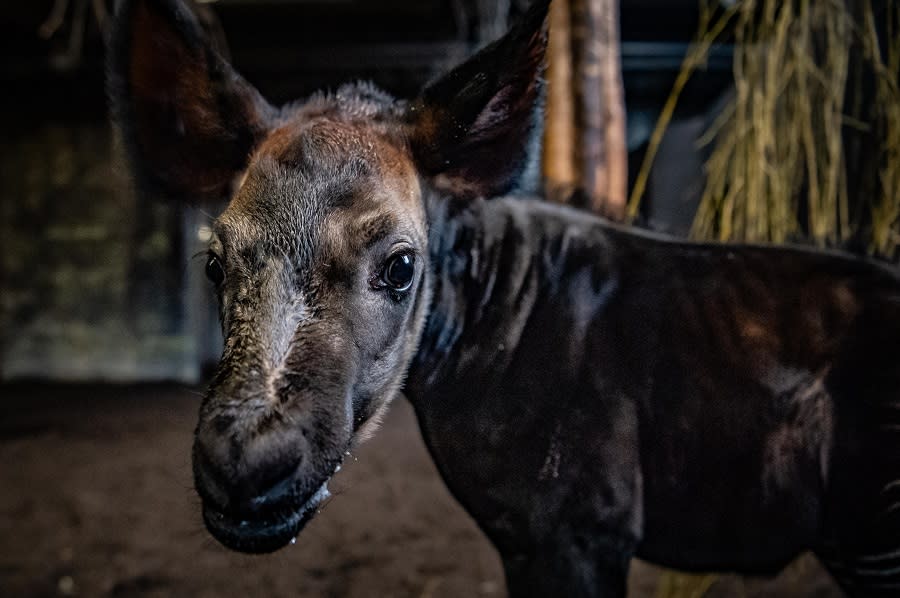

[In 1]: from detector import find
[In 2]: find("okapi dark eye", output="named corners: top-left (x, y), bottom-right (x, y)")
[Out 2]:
top-left (205, 254), bottom-right (225, 286)
top-left (383, 253), bottom-right (415, 291)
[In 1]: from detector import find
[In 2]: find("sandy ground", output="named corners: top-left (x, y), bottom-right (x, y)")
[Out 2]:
top-left (0, 384), bottom-right (843, 597)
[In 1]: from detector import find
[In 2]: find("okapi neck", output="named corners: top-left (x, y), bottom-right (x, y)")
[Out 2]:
top-left (405, 194), bottom-right (621, 405)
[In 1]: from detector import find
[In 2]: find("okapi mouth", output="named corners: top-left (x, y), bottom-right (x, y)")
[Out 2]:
top-left (202, 480), bottom-right (332, 554)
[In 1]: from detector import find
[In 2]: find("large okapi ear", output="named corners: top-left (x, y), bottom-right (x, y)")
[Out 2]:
top-left (107, 0), bottom-right (275, 203)
top-left (408, 0), bottom-right (549, 199)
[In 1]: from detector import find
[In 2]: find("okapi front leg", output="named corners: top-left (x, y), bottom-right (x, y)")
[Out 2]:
top-left (499, 398), bottom-right (642, 598)
top-left (502, 533), bottom-right (635, 598)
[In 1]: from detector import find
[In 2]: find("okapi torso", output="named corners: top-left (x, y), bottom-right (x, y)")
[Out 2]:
top-left (409, 197), bottom-right (900, 595)
top-left (108, 0), bottom-right (900, 596)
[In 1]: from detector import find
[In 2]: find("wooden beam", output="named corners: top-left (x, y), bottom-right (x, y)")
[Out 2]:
top-left (569, 0), bottom-right (627, 220)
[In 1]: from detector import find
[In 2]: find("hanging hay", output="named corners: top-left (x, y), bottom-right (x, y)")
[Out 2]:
top-left (692, 0), bottom-right (853, 245)
top-left (861, 0), bottom-right (900, 256)
top-left (629, 0), bottom-right (900, 260)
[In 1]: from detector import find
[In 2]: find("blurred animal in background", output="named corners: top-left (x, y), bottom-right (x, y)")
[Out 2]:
top-left (107, 0), bottom-right (900, 595)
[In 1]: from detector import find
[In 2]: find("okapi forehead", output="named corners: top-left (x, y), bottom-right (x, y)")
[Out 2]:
top-left (299, 82), bottom-right (407, 122)
top-left (215, 87), bottom-right (423, 273)
top-left (255, 83), bottom-right (414, 185)
top-left (268, 81), bottom-right (408, 159)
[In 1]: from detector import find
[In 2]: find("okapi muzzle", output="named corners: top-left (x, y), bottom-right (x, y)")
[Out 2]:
top-left (109, 0), bottom-right (900, 596)
top-left (192, 275), bottom-right (354, 553)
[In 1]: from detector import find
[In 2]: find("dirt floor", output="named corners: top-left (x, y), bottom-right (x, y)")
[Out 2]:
top-left (0, 384), bottom-right (843, 597)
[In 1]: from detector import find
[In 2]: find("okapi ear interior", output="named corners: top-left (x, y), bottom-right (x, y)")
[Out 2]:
top-left (107, 0), bottom-right (275, 203)
top-left (408, 0), bottom-right (549, 199)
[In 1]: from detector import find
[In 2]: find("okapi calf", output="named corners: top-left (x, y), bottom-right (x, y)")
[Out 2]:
top-left (108, 0), bottom-right (900, 595)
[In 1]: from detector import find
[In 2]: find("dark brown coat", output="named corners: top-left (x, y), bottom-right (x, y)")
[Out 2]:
top-left (108, 1), bottom-right (900, 595)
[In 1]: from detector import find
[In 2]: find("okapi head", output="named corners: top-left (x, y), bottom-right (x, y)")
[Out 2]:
top-left (108, 0), bottom-right (548, 553)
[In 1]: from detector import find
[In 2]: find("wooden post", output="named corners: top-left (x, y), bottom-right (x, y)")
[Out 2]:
top-left (542, 0), bottom-right (578, 203)
top-left (568, 0), bottom-right (627, 220)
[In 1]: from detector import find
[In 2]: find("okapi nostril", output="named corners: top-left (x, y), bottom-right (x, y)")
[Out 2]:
top-left (194, 446), bottom-right (306, 517)
top-left (213, 414), bottom-right (234, 434)
top-left (192, 445), bottom-right (234, 512)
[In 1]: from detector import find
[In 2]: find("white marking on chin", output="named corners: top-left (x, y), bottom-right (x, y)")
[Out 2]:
top-left (354, 400), bottom-right (391, 444)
